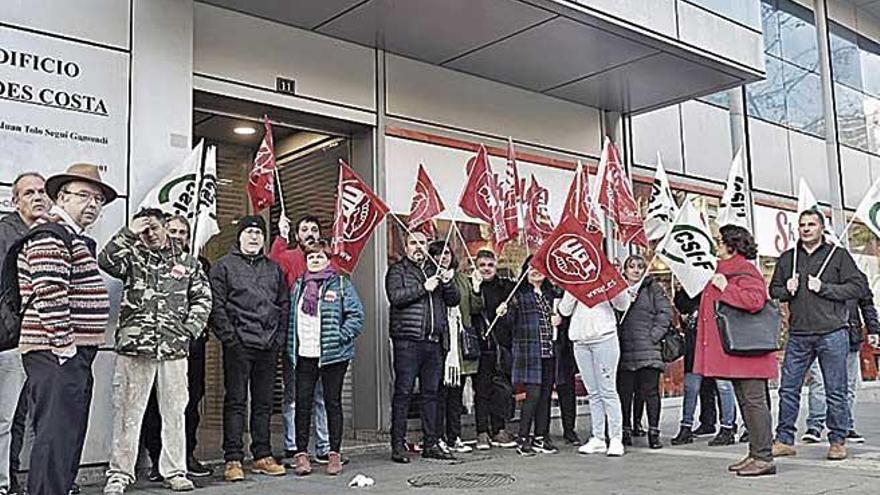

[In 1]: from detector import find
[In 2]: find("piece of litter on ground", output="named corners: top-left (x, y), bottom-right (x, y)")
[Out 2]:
top-left (348, 473), bottom-right (375, 488)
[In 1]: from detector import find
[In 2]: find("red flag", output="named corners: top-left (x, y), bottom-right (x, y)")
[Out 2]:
top-left (498, 138), bottom-right (522, 247)
top-left (524, 175), bottom-right (555, 252)
top-left (561, 161), bottom-right (601, 231)
top-left (530, 214), bottom-right (626, 308)
top-left (407, 164), bottom-right (446, 231)
top-left (595, 139), bottom-right (648, 247)
top-left (247, 117), bottom-right (276, 213)
top-left (331, 159), bottom-right (390, 274)
top-left (459, 145), bottom-right (508, 246)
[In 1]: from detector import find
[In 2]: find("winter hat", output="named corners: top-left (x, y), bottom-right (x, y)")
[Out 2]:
top-left (237, 215), bottom-right (266, 239)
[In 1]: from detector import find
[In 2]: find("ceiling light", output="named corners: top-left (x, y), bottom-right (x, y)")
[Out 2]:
top-left (233, 126), bottom-right (256, 135)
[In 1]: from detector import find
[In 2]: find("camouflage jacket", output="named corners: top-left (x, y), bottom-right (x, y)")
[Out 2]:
top-left (99, 227), bottom-right (212, 360)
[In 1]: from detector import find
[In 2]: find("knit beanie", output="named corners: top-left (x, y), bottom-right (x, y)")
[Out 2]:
top-left (237, 215), bottom-right (266, 239)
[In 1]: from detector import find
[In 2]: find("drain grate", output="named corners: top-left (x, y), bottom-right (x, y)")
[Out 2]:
top-left (407, 472), bottom-right (515, 489)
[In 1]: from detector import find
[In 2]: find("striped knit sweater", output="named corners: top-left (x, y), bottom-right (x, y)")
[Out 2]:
top-left (17, 215), bottom-right (110, 353)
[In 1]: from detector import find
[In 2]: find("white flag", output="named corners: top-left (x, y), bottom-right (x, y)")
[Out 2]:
top-left (644, 152), bottom-right (678, 241)
top-left (797, 178), bottom-right (840, 245)
top-left (192, 145), bottom-right (220, 257)
top-left (716, 149), bottom-right (752, 231)
top-left (657, 198), bottom-right (717, 298)
top-left (138, 139), bottom-right (204, 220)
top-left (854, 178), bottom-right (880, 240)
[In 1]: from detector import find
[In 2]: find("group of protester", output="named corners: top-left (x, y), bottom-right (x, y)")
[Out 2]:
top-left (0, 165), bottom-right (365, 495)
top-left (0, 164), bottom-right (874, 495)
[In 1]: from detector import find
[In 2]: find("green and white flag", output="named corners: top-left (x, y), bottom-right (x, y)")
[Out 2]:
top-left (645, 152), bottom-right (678, 241)
top-left (657, 198), bottom-right (717, 298)
top-left (138, 139), bottom-right (205, 220)
top-left (854, 177), bottom-right (880, 240)
top-left (797, 178), bottom-right (840, 245)
top-left (192, 144), bottom-right (220, 257)
top-left (716, 149), bottom-right (752, 231)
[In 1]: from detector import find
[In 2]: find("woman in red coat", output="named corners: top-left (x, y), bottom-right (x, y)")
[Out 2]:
top-left (694, 225), bottom-right (777, 477)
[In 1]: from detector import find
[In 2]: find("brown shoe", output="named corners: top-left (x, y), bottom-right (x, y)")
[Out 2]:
top-left (294, 452), bottom-right (312, 476)
top-left (736, 459), bottom-right (776, 477)
top-left (326, 452), bottom-right (343, 476)
top-left (224, 461), bottom-right (245, 482)
top-left (771, 441), bottom-right (796, 457)
top-left (252, 456), bottom-right (286, 476)
top-left (727, 456), bottom-right (754, 472)
top-left (827, 443), bottom-right (847, 461)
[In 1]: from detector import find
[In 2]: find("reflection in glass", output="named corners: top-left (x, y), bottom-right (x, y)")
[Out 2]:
top-left (860, 37), bottom-right (880, 99)
top-left (761, 0), bottom-right (781, 57)
top-left (835, 83), bottom-right (868, 151)
top-left (864, 97), bottom-right (880, 154)
top-left (830, 23), bottom-right (863, 92)
top-left (777, 0), bottom-right (818, 72)
top-left (784, 62), bottom-right (823, 136)
top-left (746, 56), bottom-right (786, 124)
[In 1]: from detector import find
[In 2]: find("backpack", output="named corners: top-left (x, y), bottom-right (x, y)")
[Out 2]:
top-left (0, 223), bottom-right (75, 351)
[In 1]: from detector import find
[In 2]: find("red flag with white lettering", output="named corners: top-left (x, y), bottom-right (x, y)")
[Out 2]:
top-left (530, 214), bottom-right (626, 308)
top-left (408, 164), bottom-right (445, 232)
top-left (560, 161), bottom-right (601, 231)
top-left (247, 117), bottom-right (276, 213)
top-left (524, 175), bottom-right (555, 252)
top-left (459, 145), bottom-right (508, 246)
top-left (331, 159), bottom-right (390, 274)
top-left (498, 138), bottom-right (522, 248)
top-left (595, 139), bottom-right (648, 247)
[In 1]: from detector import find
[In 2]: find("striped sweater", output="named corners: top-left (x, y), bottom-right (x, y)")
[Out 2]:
top-left (17, 216), bottom-right (110, 353)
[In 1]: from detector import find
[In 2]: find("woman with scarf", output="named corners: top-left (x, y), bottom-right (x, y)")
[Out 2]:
top-left (288, 239), bottom-right (365, 477)
top-left (496, 257), bottom-right (562, 456)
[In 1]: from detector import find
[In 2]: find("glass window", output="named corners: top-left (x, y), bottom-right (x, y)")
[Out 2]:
top-left (698, 91), bottom-right (730, 109)
top-left (686, 0), bottom-right (762, 30)
top-left (777, 0), bottom-right (818, 72)
top-left (784, 62), bottom-right (823, 136)
top-left (746, 55), bottom-right (786, 124)
top-left (860, 36), bottom-right (880, 99)
top-left (864, 96), bottom-right (880, 154)
top-left (761, 0), bottom-right (781, 57)
top-left (835, 83), bottom-right (868, 151)
top-left (830, 23), bottom-right (862, 92)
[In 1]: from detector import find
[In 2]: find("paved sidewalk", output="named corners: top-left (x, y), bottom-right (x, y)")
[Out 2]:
top-left (78, 385), bottom-right (880, 495)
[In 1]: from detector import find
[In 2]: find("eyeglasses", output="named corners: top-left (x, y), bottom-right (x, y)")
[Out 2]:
top-left (62, 189), bottom-right (106, 205)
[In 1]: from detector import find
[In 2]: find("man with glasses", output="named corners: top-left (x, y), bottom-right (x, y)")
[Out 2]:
top-left (17, 164), bottom-right (115, 495)
top-left (0, 173), bottom-right (48, 495)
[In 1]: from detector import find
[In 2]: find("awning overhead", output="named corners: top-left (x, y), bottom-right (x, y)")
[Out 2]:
top-left (201, 0), bottom-right (764, 114)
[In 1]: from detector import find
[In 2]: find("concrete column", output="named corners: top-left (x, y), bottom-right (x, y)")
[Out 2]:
top-left (813, 0), bottom-right (845, 233)
top-left (728, 86), bottom-right (756, 233)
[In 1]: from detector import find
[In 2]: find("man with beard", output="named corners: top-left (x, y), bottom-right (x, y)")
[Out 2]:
top-left (0, 173), bottom-right (49, 495)
top-left (269, 215), bottom-right (332, 466)
top-left (99, 209), bottom-right (212, 493)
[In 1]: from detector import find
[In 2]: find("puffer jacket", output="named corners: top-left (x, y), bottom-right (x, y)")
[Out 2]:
top-left (385, 258), bottom-right (460, 348)
top-left (558, 290), bottom-right (630, 344)
top-left (618, 277), bottom-right (672, 371)
top-left (99, 227), bottom-right (212, 360)
top-left (210, 245), bottom-right (290, 351)
top-left (288, 274), bottom-right (365, 367)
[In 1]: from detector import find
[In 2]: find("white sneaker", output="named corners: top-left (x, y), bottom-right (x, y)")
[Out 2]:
top-left (103, 475), bottom-right (127, 495)
top-left (578, 437), bottom-right (607, 455)
top-left (452, 438), bottom-right (473, 453)
top-left (607, 438), bottom-right (625, 457)
top-left (438, 439), bottom-right (451, 454)
top-left (164, 475), bottom-right (195, 492)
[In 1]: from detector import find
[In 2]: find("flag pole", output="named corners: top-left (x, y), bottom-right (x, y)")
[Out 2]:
top-left (816, 215), bottom-right (857, 278)
top-left (190, 139), bottom-right (207, 250)
top-left (274, 167), bottom-right (287, 218)
top-left (451, 221), bottom-right (478, 270)
top-left (483, 267), bottom-right (531, 338)
top-left (388, 212), bottom-right (442, 271)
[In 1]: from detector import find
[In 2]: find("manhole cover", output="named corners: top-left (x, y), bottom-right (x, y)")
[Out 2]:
top-left (408, 472), bottom-right (515, 489)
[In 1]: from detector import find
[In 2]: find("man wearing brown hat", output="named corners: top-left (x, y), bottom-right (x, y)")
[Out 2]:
top-left (17, 163), bottom-right (116, 495)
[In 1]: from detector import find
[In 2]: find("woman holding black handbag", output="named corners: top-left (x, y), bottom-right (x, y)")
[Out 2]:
top-left (696, 225), bottom-right (777, 477)
top-left (616, 255), bottom-right (672, 449)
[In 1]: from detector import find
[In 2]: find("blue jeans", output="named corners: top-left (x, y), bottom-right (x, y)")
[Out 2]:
top-left (805, 350), bottom-right (861, 432)
top-left (391, 339), bottom-right (444, 448)
top-left (681, 373), bottom-right (736, 429)
top-left (776, 328), bottom-right (849, 445)
top-left (283, 359), bottom-right (329, 455)
top-left (0, 349), bottom-right (26, 490)
top-left (573, 336), bottom-right (623, 441)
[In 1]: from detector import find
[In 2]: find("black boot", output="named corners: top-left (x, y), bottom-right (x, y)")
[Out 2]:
top-left (708, 427), bottom-right (736, 447)
top-left (632, 425), bottom-right (647, 438)
top-left (671, 426), bottom-right (694, 446)
top-left (622, 428), bottom-right (633, 447)
top-left (648, 430), bottom-right (663, 450)
top-left (391, 446), bottom-right (411, 464)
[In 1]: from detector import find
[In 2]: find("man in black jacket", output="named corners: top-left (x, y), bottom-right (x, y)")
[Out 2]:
top-left (210, 216), bottom-right (289, 481)
top-left (386, 231), bottom-right (460, 463)
top-left (770, 210), bottom-right (867, 461)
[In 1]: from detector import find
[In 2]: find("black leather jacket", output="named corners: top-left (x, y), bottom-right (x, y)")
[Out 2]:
top-left (385, 258), bottom-right (460, 348)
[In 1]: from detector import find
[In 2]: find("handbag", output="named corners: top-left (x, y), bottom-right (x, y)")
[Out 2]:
top-left (660, 326), bottom-right (685, 363)
top-left (460, 323), bottom-right (482, 361)
top-left (714, 272), bottom-right (781, 356)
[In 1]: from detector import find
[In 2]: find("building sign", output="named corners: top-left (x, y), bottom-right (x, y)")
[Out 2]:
top-left (0, 26), bottom-right (129, 194)
top-left (0, 185), bottom-right (13, 214)
top-left (754, 204), bottom-right (797, 258)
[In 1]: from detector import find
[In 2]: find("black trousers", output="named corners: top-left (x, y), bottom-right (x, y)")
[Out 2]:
top-left (295, 358), bottom-right (348, 454)
top-left (9, 379), bottom-right (28, 477)
top-left (23, 347), bottom-right (97, 495)
top-left (222, 346), bottom-right (278, 462)
top-left (699, 377), bottom-right (719, 427)
top-left (390, 339), bottom-right (444, 449)
top-left (473, 351), bottom-right (510, 436)
top-left (554, 336), bottom-right (577, 436)
top-left (141, 338), bottom-right (207, 464)
top-left (438, 383), bottom-right (465, 443)
top-left (617, 368), bottom-right (662, 430)
top-left (518, 358), bottom-right (556, 440)
top-left (732, 379), bottom-right (772, 462)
